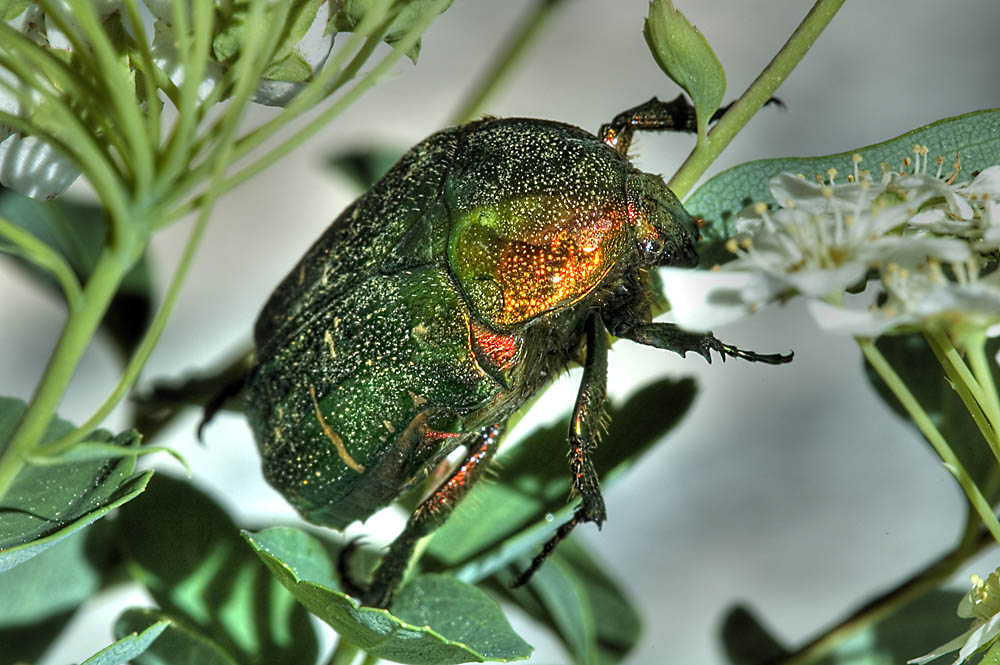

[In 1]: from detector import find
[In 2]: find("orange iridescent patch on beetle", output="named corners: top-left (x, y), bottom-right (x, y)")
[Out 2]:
top-left (450, 200), bottom-right (630, 327)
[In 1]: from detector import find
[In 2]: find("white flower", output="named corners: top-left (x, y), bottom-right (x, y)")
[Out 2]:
top-left (663, 151), bottom-right (1000, 337)
top-left (809, 258), bottom-right (1000, 337)
top-left (909, 569), bottom-right (1000, 664)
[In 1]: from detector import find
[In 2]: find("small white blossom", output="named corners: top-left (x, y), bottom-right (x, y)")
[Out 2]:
top-left (910, 569), bottom-right (1000, 664)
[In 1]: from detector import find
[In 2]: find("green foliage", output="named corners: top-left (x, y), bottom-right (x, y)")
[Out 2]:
top-left (245, 527), bottom-right (533, 663)
top-left (3, 3), bottom-right (998, 665)
top-left (117, 475), bottom-right (319, 665)
top-left (113, 609), bottom-right (239, 665)
top-left (81, 615), bottom-right (170, 665)
top-left (0, 186), bottom-right (154, 359)
top-left (0, 397), bottom-right (152, 571)
top-left (865, 334), bottom-right (1000, 500)
top-left (330, 0), bottom-right (456, 62)
top-left (720, 592), bottom-right (970, 665)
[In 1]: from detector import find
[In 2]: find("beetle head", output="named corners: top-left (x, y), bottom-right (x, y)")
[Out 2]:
top-left (625, 172), bottom-right (699, 268)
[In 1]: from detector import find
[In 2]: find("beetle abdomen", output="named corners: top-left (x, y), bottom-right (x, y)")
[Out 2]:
top-left (246, 267), bottom-right (499, 528)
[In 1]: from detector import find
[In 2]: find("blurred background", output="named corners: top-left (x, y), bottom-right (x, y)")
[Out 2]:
top-left (5, 0), bottom-right (1000, 662)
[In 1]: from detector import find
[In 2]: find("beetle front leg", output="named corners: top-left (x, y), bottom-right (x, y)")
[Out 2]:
top-left (618, 321), bottom-right (793, 365)
top-left (512, 312), bottom-right (609, 588)
top-left (360, 423), bottom-right (504, 608)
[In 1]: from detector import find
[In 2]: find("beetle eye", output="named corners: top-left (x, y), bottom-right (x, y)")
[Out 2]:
top-left (643, 236), bottom-right (664, 256)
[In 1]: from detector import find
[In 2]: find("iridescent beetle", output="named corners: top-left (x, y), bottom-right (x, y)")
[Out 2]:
top-left (244, 96), bottom-right (791, 607)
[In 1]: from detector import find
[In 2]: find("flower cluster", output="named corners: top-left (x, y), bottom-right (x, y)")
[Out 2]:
top-left (662, 148), bottom-right (1000, 340)
top-left (910, 568), bottom-right (1000, 664)
top-left (0, 1), bottom-right (334, 199)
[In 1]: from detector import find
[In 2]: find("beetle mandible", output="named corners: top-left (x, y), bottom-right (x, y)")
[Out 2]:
top-left (244, 95), bottom-right (791, 608)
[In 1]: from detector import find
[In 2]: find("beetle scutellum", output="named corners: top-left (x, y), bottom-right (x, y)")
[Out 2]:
top-left (244, 95), bottom-right (791, 607)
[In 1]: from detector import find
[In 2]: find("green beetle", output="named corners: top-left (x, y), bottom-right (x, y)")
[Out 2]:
top-left (244, 96), bottom-right (790, 607)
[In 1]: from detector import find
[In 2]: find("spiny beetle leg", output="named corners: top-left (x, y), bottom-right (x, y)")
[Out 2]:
top-left (599, 94), bottom-right (697, 155)
top-left (599, 94), bottom-right (785, 156)
top-left (361, 423), bottom-right (504, 608)
top-left (616, 321), bottom-right (793, 365)
top-left (512, 313), bottom-right (609, 588)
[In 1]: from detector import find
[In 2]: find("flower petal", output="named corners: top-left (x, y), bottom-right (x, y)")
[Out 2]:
top-left (660, 267), bottom-right (778, 330)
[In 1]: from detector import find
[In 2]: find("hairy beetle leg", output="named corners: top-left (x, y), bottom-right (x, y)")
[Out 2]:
top-left (513, 313), bottom-right (609, 588)
top-left (599, 94), bottom-right (784, 156)
top-left (361, 423), bottom-right (505, 608)
top-left (614, 321), bottom-right (792, 365)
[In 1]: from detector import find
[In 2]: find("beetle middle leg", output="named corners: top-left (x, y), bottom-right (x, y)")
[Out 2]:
top-left (512, 312), bottom-right (609, 588)
top-left (357, 422), bottom-right (504, 607)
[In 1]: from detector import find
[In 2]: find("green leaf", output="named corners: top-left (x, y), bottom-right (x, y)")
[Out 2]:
top-left (0, 521), bottom-right (118, 665)
top-left (116, 475), bottom-right (318, 665)
top-left (113, 609), bottom-right (237, 665)
top-left (1, 1), bottom-right (32, 22)
top-left (245, 526), bottom-right (533, 664)
top-left (326, 146), bottom-right (404, 191)
top-left (0, 608), bottom-right (75, 665)
top-left (81, 614), bottom-right (169, 665)
top-left (264, 50), bottom-right (313, 82)
top-left (0, 397), bottom-right (153, 572)
top-left (720, 592), bottom-right (970, 665)
top-left (686, 109), bottom-right (1000, 266)
top-left (213, 0), bottom-right (324, 82)
top-left (719, 605), bottom-right (790, 665)
top-left (643, 0), bottom-right (725, 136)
top-left (814, 591), bottom-right (969, 665)
top-left (426, 378), bottom-right (697, 570)
top-left (330, 0), bottom-right (455, 63)
top-left (0, 518), bottom-right (113, 627)
top-left (492, 538), bottom-right (641, 665)
top-left (0, 187), bottom-right (154, 360)
top-left (864, 334), bottom-right (1000, 500)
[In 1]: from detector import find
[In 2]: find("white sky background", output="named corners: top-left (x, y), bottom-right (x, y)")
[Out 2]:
top-left (5, 1), bottom-right (1000, 663)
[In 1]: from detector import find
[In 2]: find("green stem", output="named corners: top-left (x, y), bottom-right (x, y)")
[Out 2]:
top-left (39, 0), bottom-right (275, 455)
top-left (0, 215), bottom-right (83, 308)
top-left (859, 339), bottom-right (1000, 544)
top-left (64, 0), bottom-right (153, 194)
top-left (669, 0), bottom-right (846, 198)
top-left (967, 328), bottom-right (1000, 441)
top-left (449, 0), bottom-right (569, 124)
top-left (775, 513), bottom-right (990, 665)
top-left (163, 0), bottom-right (448, 225)
top-left (925, 331), bottom-right (1000, 465)
top-left (326, 639), bottom-right (362, 665)
top-left (0, 247), bottom-right (131, 500)
top-left (122, 0), bottom-right (163, 151)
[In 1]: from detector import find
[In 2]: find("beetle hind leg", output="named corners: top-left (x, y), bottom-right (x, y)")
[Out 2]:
top-left (513, 312), bottom-right (609, 588)
top-left (357, 423), bottom-right (504, 608)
